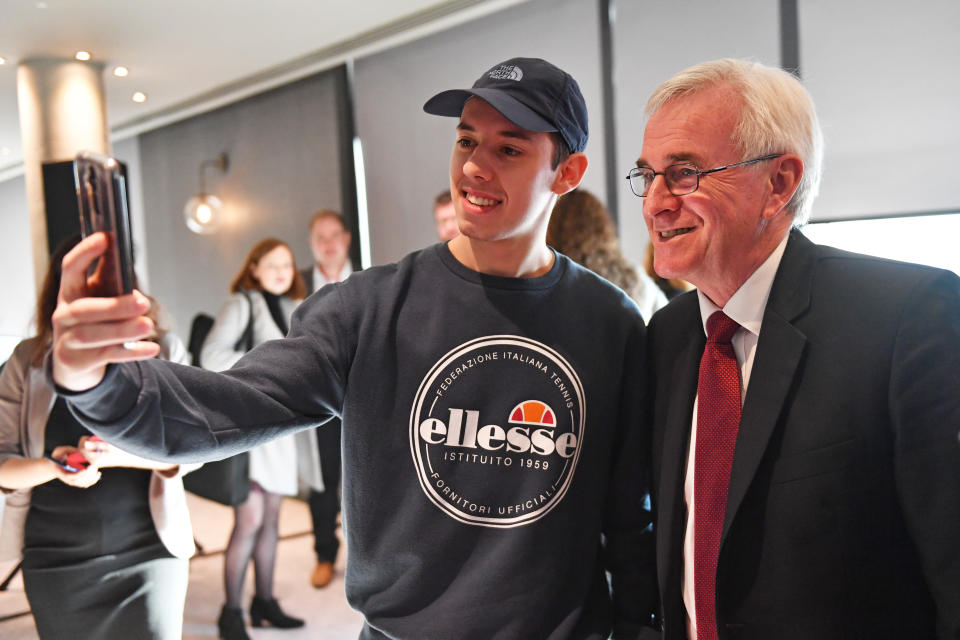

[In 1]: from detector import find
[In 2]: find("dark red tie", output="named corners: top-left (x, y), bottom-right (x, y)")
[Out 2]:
top-left (694, 311), bottom-right (742, 640)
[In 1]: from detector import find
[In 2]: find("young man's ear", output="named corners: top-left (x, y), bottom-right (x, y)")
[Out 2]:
top-left (552, 152), bottom-right (588, 195)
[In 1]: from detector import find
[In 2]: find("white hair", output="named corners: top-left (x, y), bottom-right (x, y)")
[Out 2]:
top-left (645, 59), bottom-right (823, 224)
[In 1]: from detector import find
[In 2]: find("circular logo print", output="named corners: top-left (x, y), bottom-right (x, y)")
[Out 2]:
top-left (409, 335), bottom-right (585, 528)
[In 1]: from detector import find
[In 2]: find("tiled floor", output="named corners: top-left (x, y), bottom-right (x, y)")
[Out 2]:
top-left (0, 494), bottom-right (364, 639)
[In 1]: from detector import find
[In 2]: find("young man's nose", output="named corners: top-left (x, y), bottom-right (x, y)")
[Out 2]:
top-left (462, 147), bottom-right (493, 182)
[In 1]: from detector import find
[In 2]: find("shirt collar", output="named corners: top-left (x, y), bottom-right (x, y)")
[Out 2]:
top-left (313, 261), bottom-right (353, 288)
top-left (698, 234), bottom-right (789, 338)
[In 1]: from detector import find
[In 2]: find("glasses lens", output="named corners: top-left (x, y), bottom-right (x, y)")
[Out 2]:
top-left (629, 168), bottom-right (653, 197)
top-left (665, 164), bottom-right (699, 195)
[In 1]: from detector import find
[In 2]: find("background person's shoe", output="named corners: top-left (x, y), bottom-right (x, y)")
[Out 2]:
top-left (217, 605), bottom-right (250, 640)
top-left (311, 560), bottom-right (334, 588)
top-left (249, 596), bottom-right (305, 629)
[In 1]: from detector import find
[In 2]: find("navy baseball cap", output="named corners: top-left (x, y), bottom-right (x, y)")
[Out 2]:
top-left (423, 57), bottom-right (588, 154)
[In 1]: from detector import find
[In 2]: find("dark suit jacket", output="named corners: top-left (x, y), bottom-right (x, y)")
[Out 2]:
top-left (300, 266), bottom-right (315, 294)
top-left (647, 230), bottom-right (960, 639)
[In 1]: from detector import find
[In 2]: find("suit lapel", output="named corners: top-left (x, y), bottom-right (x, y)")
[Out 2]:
top-left (722, 230), bottom-right (815, 539)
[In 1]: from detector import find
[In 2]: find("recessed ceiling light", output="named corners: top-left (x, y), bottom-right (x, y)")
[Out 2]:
top-left (36, 1), bottom-right (48, 8)
top-left (0, 147), bottom-right (10, 156)
top-left (131, 91), bottom-right (147, 103)
top-left (113, 66), bottom-right (129, 77)
top-left (0, 57), bottom-right (7, 65)
top-left (75, 51), bottom-right (91, 61)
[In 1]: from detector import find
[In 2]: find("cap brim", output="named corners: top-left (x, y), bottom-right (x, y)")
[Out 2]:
top-left (423, 88), bottom-right (557, 133)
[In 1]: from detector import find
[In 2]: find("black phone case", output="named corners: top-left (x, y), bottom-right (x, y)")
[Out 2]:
top-left (73, 151), bottom-right (136, 296)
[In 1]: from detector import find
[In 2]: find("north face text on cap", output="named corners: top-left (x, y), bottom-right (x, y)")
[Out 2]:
top-left (410, 336), bottom-right (585, 528)
top-left (487, 64), bottom-right (523, 81)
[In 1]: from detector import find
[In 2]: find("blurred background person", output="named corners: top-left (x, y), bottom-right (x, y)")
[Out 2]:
top-left (301, 209), bottom-right (352, 291)
top-left (299, 211), bottom-right (349, 589)
top-left (644, 240), bottom-right (693, 300)
top-left (547, 188), bottom-right (668, 321)
top-left (0, 235), bottom-right (196, 640)
top-left (201, 237), bottom-right (322, 639)
top-left (433, 190), bottom-right (459, 242)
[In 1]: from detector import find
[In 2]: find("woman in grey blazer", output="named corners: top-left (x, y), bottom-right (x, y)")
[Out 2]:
top-left (0, 236), bottom-right (196, 640)
top-left (200, 238), bottom-right (323, 640)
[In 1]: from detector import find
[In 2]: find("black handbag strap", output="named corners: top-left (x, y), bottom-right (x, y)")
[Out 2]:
top-left (233, 290), bottom-right (255, 353)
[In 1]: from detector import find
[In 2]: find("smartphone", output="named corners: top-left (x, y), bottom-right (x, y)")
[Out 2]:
top-left (46, 452), bottom-right (91, 474)
top-left (74, 151), bottom-right (136, 297)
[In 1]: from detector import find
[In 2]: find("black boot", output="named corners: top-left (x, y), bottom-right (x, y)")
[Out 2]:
top-left (249, 595), bottom-right (305, 629)
top-left (217, 605), bottom-right (250, 640)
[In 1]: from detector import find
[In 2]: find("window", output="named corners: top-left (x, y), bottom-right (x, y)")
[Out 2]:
top-left (803, 212), bottom-right (960, 276)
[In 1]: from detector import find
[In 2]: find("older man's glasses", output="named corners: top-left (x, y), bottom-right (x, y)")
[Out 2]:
top-left (625, 153), bottom-right (783, 198)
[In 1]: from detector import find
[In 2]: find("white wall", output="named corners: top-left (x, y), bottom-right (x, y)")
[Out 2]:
top-left (0, 174), bottom-right (34, 341)
top-left (800, 0), bottom-right (960, 220)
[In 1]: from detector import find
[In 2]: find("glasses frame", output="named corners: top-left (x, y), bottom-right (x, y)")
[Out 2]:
top-left (625, 153), bottom-right (783, 198)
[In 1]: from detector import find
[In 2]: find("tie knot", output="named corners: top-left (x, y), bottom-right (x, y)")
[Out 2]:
top-left (706, 311), bottom-right (740, 344)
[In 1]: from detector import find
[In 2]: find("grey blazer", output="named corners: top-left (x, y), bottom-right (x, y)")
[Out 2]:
top-left (0, 337), bottom-right (198, 561)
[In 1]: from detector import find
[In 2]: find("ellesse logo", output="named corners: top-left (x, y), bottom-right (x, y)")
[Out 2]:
top-left (409, 335), bottom-right (585, 528)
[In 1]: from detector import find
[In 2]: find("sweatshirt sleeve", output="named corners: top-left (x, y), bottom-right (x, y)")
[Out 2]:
top-left (63, 283), bottom-right (356, 465)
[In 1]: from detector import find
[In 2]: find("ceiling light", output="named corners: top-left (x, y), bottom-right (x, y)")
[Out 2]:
top-left (0, 57), bottom-right (7, 65)
top-left (0, 147), bottom-right (10, 156)
top-left (185, 153), bottom-right (229, 234)
top-left (36, 1), bottom-right (48, 8)
top-left (113, 66), bottom-right (129, 77)
top-left (75, 51), bottom-right (91, 61)
top-left (131, 91), bottom-right (147, 103)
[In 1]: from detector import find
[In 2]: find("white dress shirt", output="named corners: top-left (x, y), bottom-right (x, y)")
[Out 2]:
top-left (682, 235), bottom-right (789, 640)
top-left (312, 261), bottom-right (353, 292)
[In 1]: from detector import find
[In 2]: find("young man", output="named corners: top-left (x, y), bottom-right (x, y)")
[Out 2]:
top-left (52, 58), bottom-right (657, 639)
top-left (300, 209), bottom-right (351, 588)
top-left (432, 190), bottom-right (459, 242)
top-left (635, 59), bottom-right (960, 639)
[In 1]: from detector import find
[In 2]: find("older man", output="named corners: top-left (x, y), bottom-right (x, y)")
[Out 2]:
top-left (634, 59), bottom-right (960, 639)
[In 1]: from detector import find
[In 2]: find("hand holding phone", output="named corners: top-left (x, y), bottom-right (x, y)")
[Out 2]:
top-left (74, 151), bottom-right (136, 297)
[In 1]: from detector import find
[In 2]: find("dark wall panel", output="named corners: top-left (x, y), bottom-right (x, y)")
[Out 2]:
top-left (137, 70), bottom-right (344, 336)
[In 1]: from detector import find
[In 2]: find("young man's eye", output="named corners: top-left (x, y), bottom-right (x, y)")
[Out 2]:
top-left (501, 146), bottom-right (521, 157)
top-left (456, 138), bottom-right (475, 149)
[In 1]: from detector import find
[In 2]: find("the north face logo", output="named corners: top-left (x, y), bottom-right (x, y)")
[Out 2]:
top-left (488, 64), bottom-right (523, 81)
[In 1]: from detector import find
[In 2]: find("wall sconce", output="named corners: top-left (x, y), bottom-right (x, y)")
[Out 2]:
top-left (184, 152), bottom-right (229, 234)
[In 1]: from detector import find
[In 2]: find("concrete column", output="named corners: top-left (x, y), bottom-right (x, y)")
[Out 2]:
top-left (17, 58), bottom-right (109, 290)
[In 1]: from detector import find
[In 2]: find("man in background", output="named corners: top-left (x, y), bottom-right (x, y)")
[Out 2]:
top-left (432, 190), bottom-right (459, 242)
top-left (300, 209), bottom-right (351, 588)
top-left (302, 209), bottom-right (352, 292)
top-left (637, 58), bottom-right (960, 639)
